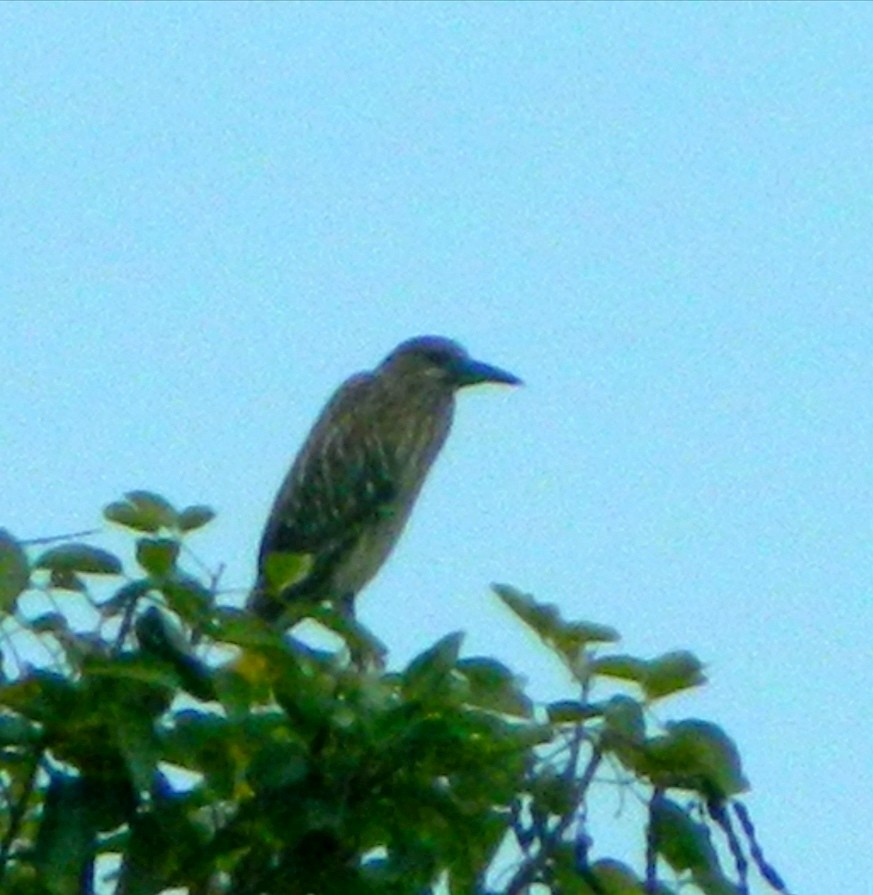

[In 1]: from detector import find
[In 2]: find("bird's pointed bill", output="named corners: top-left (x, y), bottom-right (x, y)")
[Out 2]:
top-left (457, 358), bottom-right (522, 387)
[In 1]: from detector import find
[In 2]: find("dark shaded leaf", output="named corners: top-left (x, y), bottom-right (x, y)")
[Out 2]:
top-left (650, 795), bottom-right (739, 895)
top-left (0, 712), bottom-right (42, 745)
top-left (456, 656), bottom-right (532, 718)
top-left (546, 699), bottom-right (603, 724)
top-left (99, 578), bottom-right (152, 617)
top-left (402, 631), bottom-right (463, 701)
top-left (247, 738), bottom-right (309, 791)
top-left (29, 611), bottom-right (70, 635)
top-left (602, 695), bottom-right (646, 743)
top-left (33, 774), bottom-right (97, 895)
top-left (0, 670), bottom-right (78, 723)
top-left (0, 529), bottom-right (30, 612)
top-left (135, 607), bottom-right (215, 701)
top-left (49, 568), bottom-right (86, 592)
top-left (34, 543), bottom-right (122, 575)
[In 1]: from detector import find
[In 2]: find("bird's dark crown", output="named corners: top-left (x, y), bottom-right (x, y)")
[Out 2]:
top-left (380, 336), bottom-right (521, 388)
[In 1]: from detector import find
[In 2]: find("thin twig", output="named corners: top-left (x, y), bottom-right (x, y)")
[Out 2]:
top-left (19, 528), bottom-right (101, 546)
top-left (504, 741), bottom-right (603, 895)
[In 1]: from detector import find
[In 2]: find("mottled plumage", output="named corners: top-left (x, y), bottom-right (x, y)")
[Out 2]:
top-left (248, 336), bottom-right (520, 624)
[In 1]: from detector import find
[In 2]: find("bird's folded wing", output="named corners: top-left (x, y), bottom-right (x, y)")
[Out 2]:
top-left (257, 372), bottom-right (398, 575)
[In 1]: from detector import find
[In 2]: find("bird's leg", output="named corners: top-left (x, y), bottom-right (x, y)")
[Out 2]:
top-left (335, 594), bottom-right (386, 671)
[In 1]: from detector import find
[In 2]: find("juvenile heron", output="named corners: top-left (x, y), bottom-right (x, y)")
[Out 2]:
top-left (248, 336), bottom-right (521, 624)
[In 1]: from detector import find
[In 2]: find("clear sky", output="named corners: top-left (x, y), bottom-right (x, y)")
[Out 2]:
top-left (2, 3), bottom-right (870, 891)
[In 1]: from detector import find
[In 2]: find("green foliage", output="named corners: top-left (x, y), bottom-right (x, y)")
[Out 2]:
top-left (0, 495), bottom-right (791, 895)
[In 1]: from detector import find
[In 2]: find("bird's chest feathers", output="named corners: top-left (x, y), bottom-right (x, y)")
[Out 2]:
top-left (329, 499), bottom-right (413, 598)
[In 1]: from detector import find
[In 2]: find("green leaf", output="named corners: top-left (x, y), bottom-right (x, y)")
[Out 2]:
top-left (0, 712), bottom-right (42, 745)
top-left (650, 795), bottom-right (720, 875)
top-left (456, 656), bottom-right (532, 718)
top-left (135, 607), bottom-right (215, 701)
top-left (99, 579), bottom-right (153, 617)
top-left (247, 738), bottom-right (309, 791)
top-left (178, 504), bottom-right (216, 532)
top-left (49, 568), bottom-right (86, 592)
top-left (591, 654), bottom-right (649, 684)
top-left (136, 537), bottom-right (180, 578)
top-left (83, 654), bottom-right (183, 691)
top-left (104, 490), bottom-right (178, 533)
top-left (159, 710), bottom-right (237, 795)
top-left (589, 859), bottom-right (648, 894)
top-left (263, 550), bottom-right (313, 593)
top-left (28, 612), bottom-right (70, 635)
top-left (546, 699), bottom-right (603, 724)
top-left (402, 631), bottom-right (464, 701)
top-left (0, 528), bottom-right (29, 612)
top-left (33, 774), bottom-right (98, 895)
top-left (643, 651), bottom-right (707, 700)
top-left (114, 703), bottom-right (161, 794)
top-left (0, 671), bottom-right (78, 723)
top-left (34, 543), bottom-right (122, 576)
top-left (159, 573), bottom-right (213, 623)
top-left (646, 719), bottom-right (748, 798)
top-left (602, 695), bottom-right (646, 743)
top-left (494, 584), bottom-right (618, 675)
top-left (207, 608), bottom-right (289, 649)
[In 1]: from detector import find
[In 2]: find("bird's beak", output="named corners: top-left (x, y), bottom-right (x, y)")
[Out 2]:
top-left (457, 357), bottom-right (523, 388)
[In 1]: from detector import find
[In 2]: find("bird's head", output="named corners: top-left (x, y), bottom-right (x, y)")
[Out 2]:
top-left (380, 336), bottom-right (522, 390)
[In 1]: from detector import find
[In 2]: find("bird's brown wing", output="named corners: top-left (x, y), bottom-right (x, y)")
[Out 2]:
top-left (252, 373), bottom-right (398, 615)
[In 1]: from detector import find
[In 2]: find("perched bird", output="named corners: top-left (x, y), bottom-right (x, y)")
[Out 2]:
top-left (248, 335), bottom-right (521, 625)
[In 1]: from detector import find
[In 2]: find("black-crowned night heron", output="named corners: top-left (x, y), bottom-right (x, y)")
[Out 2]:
top-left (248, 336), bottom-right (521, 624)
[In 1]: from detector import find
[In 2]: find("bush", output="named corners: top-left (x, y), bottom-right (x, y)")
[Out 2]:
top-left (0, 492), bottom-right (789, 895)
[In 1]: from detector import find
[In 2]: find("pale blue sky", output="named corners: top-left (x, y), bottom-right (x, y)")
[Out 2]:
top-left (3, 3), bottom-right (871, 891)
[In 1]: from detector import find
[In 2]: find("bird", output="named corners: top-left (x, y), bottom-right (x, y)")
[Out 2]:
top-left (247, 335), bottom-right (521, 626)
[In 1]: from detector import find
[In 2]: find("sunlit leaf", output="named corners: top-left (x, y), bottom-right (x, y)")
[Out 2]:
top-left (494, 584), bottom-right (618, 676)
top-left (646, 719), bottom-right (748, 798)
top-left (643, 651), bottom-right (707, 700)
top-left (263, 551), bottom-right (313, 593)
top-left (592, 654), bottom-right (648, 684)
top-left (104, 490), bottom-right (178, 533)
top-left (136, 537), bottom-right (180, 578)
